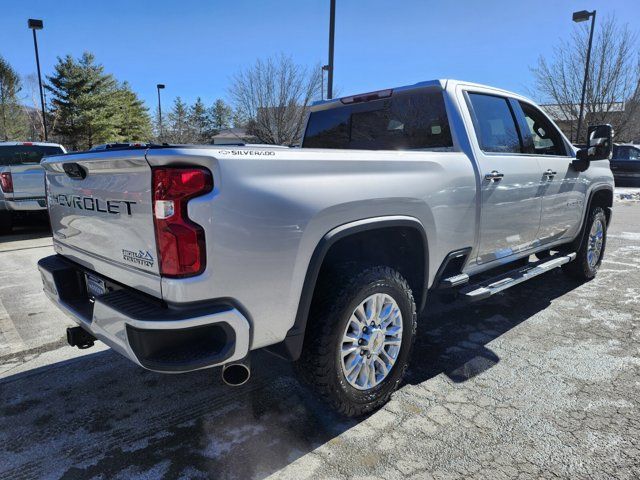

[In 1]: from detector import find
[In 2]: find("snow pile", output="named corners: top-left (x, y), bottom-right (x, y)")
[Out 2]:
top-left (614, 188), bottom-right (640, 202)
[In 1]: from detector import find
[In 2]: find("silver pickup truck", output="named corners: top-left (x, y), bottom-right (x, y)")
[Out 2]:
top-left (0, 141), bottom-right (66, 234)
top-left (38, 80), bottom-right (614, 416)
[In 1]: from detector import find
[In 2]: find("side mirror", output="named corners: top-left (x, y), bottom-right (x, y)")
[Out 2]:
top-left (577, 124), bottom-right (614, 161)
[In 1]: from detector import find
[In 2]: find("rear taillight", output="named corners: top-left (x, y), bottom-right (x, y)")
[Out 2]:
top-left (0, 172), bottom-right (13, 193)
top-left (152, 167), bottom-right (213, 277)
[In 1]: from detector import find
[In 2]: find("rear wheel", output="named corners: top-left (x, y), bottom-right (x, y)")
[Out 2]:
top-left (562, 207), bottom-right (607, 280)
top-left (297, 266), bottom-right (417, 417)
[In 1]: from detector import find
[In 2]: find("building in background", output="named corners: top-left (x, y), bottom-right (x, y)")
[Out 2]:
top-left (540, 102), bottom-right (628, 144)
top-left (212, 127), bottom-right (258, 145)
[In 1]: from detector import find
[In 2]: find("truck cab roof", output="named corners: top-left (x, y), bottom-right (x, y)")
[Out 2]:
top-left (311, 79), bottom-right (530, 111)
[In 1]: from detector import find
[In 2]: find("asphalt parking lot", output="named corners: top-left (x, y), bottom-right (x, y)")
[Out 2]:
top-left (1, 195), bottom-right (639, 480)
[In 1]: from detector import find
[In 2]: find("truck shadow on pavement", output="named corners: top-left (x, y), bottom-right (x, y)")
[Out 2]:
top-left (0, 223), bottom-right (51, 244)
top-left (408, 268), bottom-right (581, 386)
top-left (0, 270), bottom-right (582, 480)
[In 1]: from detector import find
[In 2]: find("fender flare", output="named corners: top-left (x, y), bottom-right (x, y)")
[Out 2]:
top-left (265, 215), bottom-right (429, 361)
top-left (571, 185), bottom-right (614, 252)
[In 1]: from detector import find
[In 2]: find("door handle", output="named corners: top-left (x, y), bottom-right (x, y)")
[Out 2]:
top-left (484, 170), bottom-right (504, 182)
top-left (543, 169), bottom-right (557, 180)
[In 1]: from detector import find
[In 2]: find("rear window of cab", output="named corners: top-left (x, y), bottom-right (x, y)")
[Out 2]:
top-left (0, 145), bottom-right (64, 166)
top-left (303, 90), bottom-right (453, 150)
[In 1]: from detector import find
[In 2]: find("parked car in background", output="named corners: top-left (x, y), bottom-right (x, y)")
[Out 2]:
top-left (0, 141), bottom-right (67, 234)
top-left (611, 144), bottom-right (640, 186)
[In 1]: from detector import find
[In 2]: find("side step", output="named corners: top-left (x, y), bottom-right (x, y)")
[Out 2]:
top-left (441, 273), bottom-right (469, 288)
top-left (460, 252), bottom-right (576, 302)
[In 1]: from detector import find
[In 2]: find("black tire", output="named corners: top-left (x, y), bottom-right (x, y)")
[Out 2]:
top-left (297, 266), bottom-right (417, 417)
top-left (0, 211), bottom-right (12, 235)
top-left (562, 207), bottom-right (607, 281)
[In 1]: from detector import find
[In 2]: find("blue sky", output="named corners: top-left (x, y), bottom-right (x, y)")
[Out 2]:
top-left (2, 0), bottom-right (638, 111)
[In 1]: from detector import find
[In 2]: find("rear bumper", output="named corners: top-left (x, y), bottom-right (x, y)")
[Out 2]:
top-left (38, 254), bottom-right (250, 373)
top-left (4, 197), bottom-right (47, 211)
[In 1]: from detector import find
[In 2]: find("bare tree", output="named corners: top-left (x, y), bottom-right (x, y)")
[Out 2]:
top-left (531, 15), bottom-right (640, 142)
top-left (230, 54), bottom-right (321, 145)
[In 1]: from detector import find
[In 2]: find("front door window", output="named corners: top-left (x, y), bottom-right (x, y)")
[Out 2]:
top-left (518, 102), bottom-right (566, 156)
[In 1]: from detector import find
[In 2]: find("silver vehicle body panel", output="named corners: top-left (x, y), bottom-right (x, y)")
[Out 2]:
top-left (7, 164), bottom-right (46, 201)
top-left (40, 79), bottom-right (614, 360)
top-left (145, 146), bottom-right (477, 348)
top-left (448, 80), bottom-right (612, 272)
top-left (43, 150), bottom-right (161, 297)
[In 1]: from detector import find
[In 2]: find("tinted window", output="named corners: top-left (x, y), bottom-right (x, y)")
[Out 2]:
top-left (303, 108), bottom-right (350, 149)
top-left (303, 90), bottom-right (453, 150)
top-left (518, 102), bottom-right (566, 156)
top-left (613, 146), bottom-right (640, 160)
top-left (0, 145), bottom-right (64, 166)
top-left (629, 148), bottom-right (640, 160)
top-left (613, 146), bottom-right (626, 159)
top-left (468, 93), bottom-right (521, 153)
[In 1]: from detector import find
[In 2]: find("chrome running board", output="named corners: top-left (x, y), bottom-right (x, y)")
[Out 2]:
top-left (460, 253), bottom-right (577, 302)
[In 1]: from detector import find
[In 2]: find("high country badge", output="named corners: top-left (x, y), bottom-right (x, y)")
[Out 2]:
top-left (122, 249), bottom-right (155, 268)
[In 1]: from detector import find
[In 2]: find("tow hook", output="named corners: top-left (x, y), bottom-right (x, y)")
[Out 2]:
top-left (66, 326), bottom-right (96, 349)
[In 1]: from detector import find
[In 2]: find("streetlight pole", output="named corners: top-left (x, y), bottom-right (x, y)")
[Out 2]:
top-left (321, 65), bottom-right (329, 100)
top-left (572, 9), bottom-right (596, 144)
top-left (156, 84), bottom-right (165, 141)
top-left (28, 19), bottom-right (47, 141)
top-left (327, 0), bottom-right (336, 99)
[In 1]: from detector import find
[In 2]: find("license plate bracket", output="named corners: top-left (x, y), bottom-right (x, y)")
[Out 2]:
top-left (85, 273), bottom-right (107, 300)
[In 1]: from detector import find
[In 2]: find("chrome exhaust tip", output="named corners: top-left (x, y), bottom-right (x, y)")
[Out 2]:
top-left (221, 359), bottom-right (251, 386)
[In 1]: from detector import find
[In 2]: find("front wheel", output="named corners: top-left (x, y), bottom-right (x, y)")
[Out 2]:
top-left (562, 207), bottom-right (607, 280)
top-left (297, 266), bottom-right (417, 417)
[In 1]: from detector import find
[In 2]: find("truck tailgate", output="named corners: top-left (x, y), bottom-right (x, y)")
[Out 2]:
top-left (9, 164), bottom-right (45, 200)
top-left (42, 150), bottom-right (161, 296)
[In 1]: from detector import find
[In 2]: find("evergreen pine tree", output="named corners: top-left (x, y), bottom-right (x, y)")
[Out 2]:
top-left (166, 97), bottom-right (190, 143)
top-left (206, 99), bottom-right (232, 138)
top-left (189, 97), bottom-right (208, 143)
top-left (46, 52), bottom-right (117, 150)
top-left (112, 82), bottom-right (152, 142)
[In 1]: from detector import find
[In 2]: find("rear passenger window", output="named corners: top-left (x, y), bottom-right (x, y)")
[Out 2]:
top-left (303, 90), bottom-right (453, 150)
top-left (467, 93), bottom-right (521, 153)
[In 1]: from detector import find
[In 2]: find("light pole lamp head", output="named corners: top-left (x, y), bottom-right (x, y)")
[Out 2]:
top-left (572, 10), bottom-right (594, 23)
top-left (157, 84), bottom-right (165, 90)
top-left (28, 19), bottom-right (44, 30)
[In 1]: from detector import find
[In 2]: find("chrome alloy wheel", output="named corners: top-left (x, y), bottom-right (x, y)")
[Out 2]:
top-left (587, 218), bottom-right (604, 268)
top-left (340, 293), bottom-right (403, 390)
